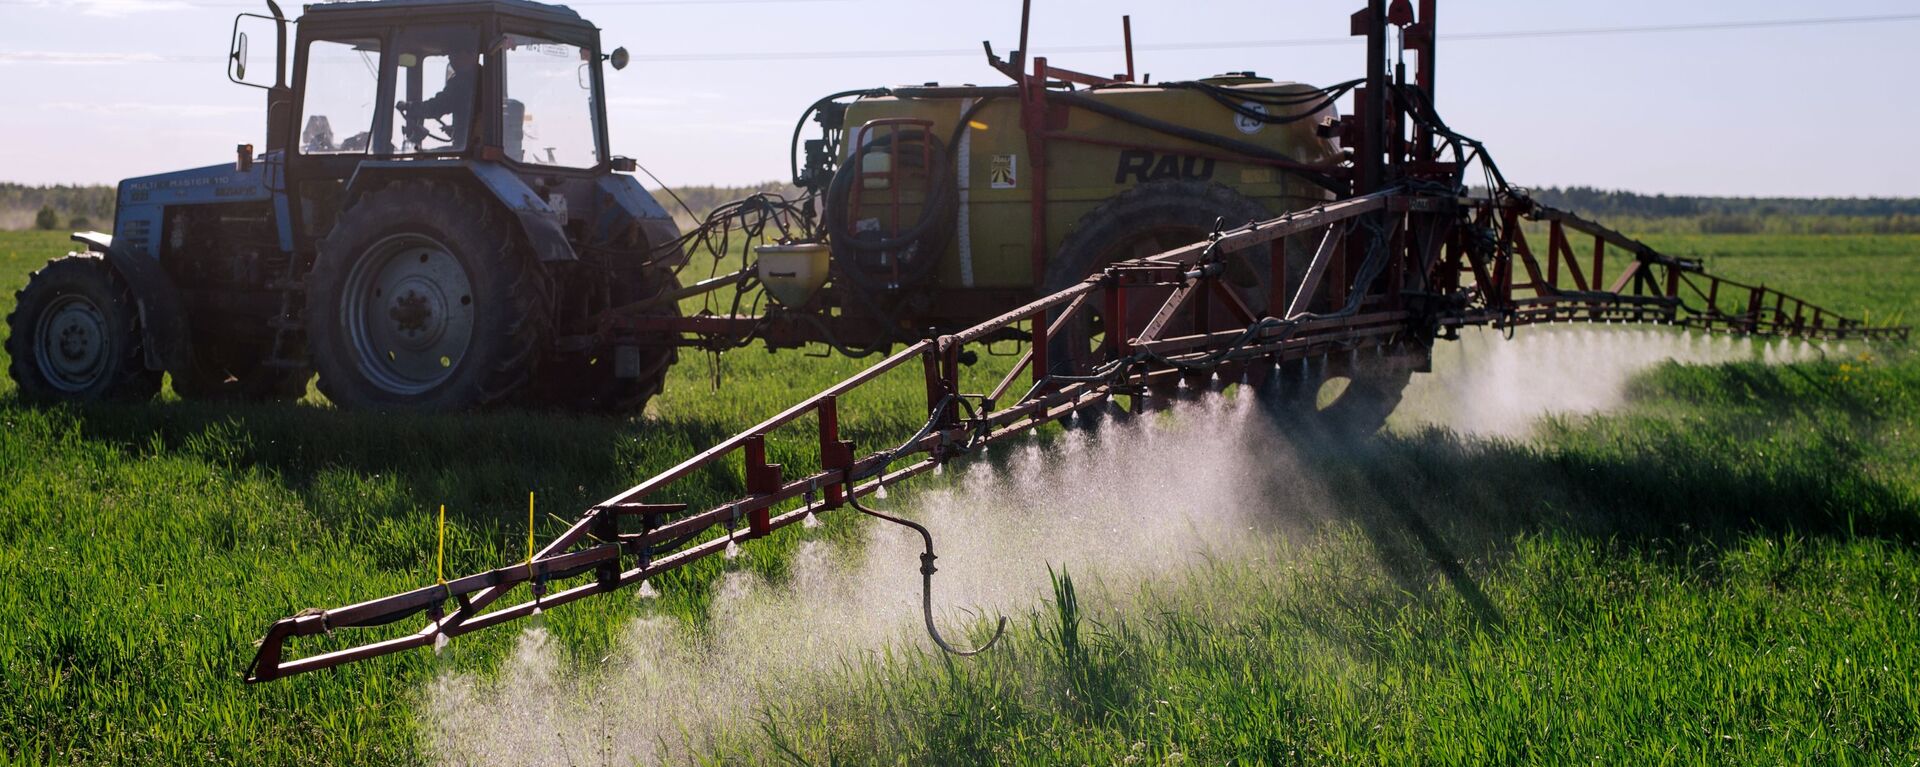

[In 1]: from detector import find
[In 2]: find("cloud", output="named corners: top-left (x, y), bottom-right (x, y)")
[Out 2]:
top-left (43, 100), bottom-right (255, 118)
top-left (0, 51), bottom-right (216, 65)
top-left (606, 92), bottom-right (725, 110)
top-left (13, 0), bottom-right (192, 16)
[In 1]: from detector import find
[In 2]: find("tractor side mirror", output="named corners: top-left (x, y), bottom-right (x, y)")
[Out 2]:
top-left (227, 13), bottom-right (283, 89)
top-left (609, 47), bottom-right (630, 71)
top-left (232, 32), bottom-right (249, 81)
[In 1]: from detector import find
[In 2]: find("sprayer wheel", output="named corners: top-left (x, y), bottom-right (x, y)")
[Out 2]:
top-left (1255, 347), bottom-right (1419, 438)
top-left (1042, 181), bottom-right (1284, 427)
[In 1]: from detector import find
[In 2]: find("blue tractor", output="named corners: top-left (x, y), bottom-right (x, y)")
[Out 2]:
top-left (5, 0), bottom-right (685, 411)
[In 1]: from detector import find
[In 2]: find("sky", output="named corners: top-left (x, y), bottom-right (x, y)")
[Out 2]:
top-left (0, 0), bottom-right (1915, 197)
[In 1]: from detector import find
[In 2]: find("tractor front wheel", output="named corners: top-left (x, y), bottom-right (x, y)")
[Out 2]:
top-left (5, 254), bottom-right (161, 403)
top-left (306, 180), bottom-right (547, 411)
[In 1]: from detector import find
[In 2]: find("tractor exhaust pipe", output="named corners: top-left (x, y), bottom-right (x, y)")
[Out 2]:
top-left (263, 0), bottom-right (291, 152)
top-left (266, 0), bottom-right (286, 89)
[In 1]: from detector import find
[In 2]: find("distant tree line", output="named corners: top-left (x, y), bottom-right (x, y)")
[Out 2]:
top-left (0, 183), bottom-right (115, 231)
top-left (1526, 186), bottom-right (1920, 235)
top-left (651, 182), bottom-right (804, 226)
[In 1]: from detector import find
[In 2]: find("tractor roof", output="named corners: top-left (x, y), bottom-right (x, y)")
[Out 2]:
top-left (300, 0), bottom-right (586, 24)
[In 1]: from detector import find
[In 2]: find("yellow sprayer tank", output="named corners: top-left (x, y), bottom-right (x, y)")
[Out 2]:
top-left (834, 73), bottom-right (1342, 305)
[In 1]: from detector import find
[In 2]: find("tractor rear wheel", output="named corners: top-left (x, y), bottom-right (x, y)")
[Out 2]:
top-left (523, 266), bottom-right (679, 414)
top-left (305, 180), bottom-right (548, 411)
top-left (5, 254), bottom-right (161, 402)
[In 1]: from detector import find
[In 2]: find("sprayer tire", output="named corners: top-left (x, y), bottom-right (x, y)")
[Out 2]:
top-left (306, 179), bottom-right (548, 412)
top-left (5, 253), bottom-right (161, 403)
top-left (1044, 180), bottom-right (1276, 411)
top-left (1256, 348), bottom-right (1417, 438)
top-left (1044, 180), bottom-right (1276, 373)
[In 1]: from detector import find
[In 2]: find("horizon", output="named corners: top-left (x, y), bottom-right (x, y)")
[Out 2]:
top-left (0, 0), bottom-right (1916, 197)
top-left (5, 179), bottom-right (1920, 203)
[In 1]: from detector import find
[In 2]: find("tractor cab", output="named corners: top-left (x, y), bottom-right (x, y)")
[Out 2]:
top-left (276, 0), bottom-right (614, 167)
top-left (226, 0), bottom-right (641, 248)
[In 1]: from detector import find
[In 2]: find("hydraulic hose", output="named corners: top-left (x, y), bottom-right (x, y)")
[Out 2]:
top-left (824, 129), bottom-right (957, 293)
top-left (790, 88), bottom-right (893, 188)
top-left (849, 492), bottom-right (1008, 657)
top-left (1051, 90), bottom-right (1346, 194)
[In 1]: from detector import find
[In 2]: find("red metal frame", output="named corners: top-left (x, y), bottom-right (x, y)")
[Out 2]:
top-left (844, 117), bottom-right (938, 287)
top-left (246, 187), bottom-right (1905, 682)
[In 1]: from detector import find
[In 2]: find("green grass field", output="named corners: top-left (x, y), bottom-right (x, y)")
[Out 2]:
top-left (1, 229), bottom-right (1915, 765)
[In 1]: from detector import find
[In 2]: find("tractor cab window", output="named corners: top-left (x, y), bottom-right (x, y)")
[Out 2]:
top-left (391, 25), bottom-right (481, 155)
top-left (500, 34), bottom-right (599, 168)
top-left (301, 37), bottom-right (381, 155)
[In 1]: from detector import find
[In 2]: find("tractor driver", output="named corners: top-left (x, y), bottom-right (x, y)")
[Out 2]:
top-left (396, 51), bottom-right (479, 150)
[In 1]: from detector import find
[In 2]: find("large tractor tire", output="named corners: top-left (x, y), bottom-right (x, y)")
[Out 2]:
top-left (523, 266), bottom-right (679, 414)
top-left (305, 180), bottom-right (548, 411)
top-left (171, 342), bottom-right (309, 402)
top-left (5, 254), bottom-right (162, 403)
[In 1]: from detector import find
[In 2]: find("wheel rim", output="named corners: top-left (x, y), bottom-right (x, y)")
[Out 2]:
top-left (340, 233), bottom-right (475, 396)
top-left (34, 294), bottom-right (111, 393)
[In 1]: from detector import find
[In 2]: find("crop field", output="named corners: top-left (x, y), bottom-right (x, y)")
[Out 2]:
top-left (1, 228), bottom-right (1916, 765)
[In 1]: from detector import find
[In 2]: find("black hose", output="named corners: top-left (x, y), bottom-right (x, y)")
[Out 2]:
top-left (824, 129), bottom-right (957, 293)
top-left (790, 88), bottom-right (892, 188)
top-left (824, 129), bottom-right (954, 253)
top-left (1051, 90), bottom-right (1346, 194)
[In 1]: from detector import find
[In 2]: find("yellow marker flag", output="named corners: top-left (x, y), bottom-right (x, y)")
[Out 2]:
top-left (437, 504), bottom-right (447, 585)
top-left (527, 492), bottom-right (536, 579)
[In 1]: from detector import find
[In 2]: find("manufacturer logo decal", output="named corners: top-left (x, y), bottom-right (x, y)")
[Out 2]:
top-left (1115, 150), bottom-right (1217, 184)
top-left (989, 154), bottom-right (1018, 189)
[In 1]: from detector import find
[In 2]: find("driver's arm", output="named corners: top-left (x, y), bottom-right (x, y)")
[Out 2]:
top-left (405, 69), bottom-right (469, 119)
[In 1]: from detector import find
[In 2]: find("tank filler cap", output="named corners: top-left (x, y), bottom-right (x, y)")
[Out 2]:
top-left (1199, 71), bottom-right (1273, 85)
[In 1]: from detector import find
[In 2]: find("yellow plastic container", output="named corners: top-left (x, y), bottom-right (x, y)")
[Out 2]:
top-left (756, 242), bottom-right (833, 307)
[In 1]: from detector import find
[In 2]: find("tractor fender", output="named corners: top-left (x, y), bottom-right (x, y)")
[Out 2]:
top-left (70, 232), bottom-right (195, 375)
top-left (341, 161), bottom-right (578, 262)
top-left (594, 174), bottom-right (687, 268)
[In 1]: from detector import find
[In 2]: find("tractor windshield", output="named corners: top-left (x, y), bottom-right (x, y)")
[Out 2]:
top-left (500, 33), bottom-right (600, 168)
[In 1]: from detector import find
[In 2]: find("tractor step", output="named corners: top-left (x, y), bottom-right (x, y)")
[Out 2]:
top-left (268, 316), bottom-right (305, 331)
top-left (265, 278), bottom-right (306, 292)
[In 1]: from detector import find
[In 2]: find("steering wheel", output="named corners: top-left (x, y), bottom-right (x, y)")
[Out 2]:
top-left (395, 101), bottom-right (454, 147)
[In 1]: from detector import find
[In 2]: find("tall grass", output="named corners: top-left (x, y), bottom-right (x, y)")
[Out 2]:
top-left (724, 355), bottom-right (1920, 764)
top-left (0, 226), bottom-right (1914, 765)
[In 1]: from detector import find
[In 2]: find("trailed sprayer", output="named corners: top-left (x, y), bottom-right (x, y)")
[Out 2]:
top-left (232, 0), bottom-right (1911, 681)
